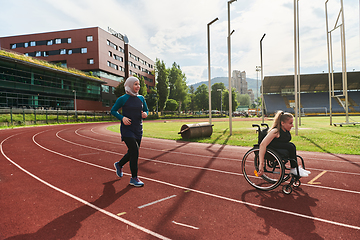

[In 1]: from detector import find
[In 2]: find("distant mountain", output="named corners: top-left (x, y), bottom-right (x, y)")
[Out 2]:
top-left (190, 77), bottom-right (261, 96)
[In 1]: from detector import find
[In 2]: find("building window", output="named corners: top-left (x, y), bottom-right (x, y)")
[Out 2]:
top-left (107, 61), bottom-right (118, 70)
top-left (11, 44), bottom-right (16, 49)
top-left (25, 53), bottom-right (29, 56)
top-left (107, 40), bottom-right (117, 50)
top-left (102, 85), bottom-right (110, 93)
top-left (36, 51), bottom-right (41, 57)
top-left (87, 58), bottom-right (94, 64)
top-left (81, 48), bottom-right (87, 53)
top-left (60, 49), bottom-right (66, 55)
top-left (55, 39), bottom-right (61, 44)
top-left (113, 54), bottom-right (123, 62)
top-left (24, 42), bottom-right (28, 48)
top-left (30, 41), bottom-right (36, 46)
top-left (68, 38), bottom-right (72, 43)
top-left (43, 51), bottom-right (49, 57)
top-left (119, 47), bottom-right (124, 53)
top-left (47, 40), bottom-right (53, 45)
top-left (68, 49), bottom-right (73, 55)
top-left (86, 36), bottom-right (93, 42)
top-left (108, 51), bottom-right (112, 57)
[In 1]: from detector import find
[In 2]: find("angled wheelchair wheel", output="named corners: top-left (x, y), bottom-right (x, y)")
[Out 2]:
top-left (242, 148), bottom-right (285, 191)
top-left (282, 184), bottom-right (292, 194)
top-left (282, 155), bottom-right (304, 183)
top-left (292, 179), bottom-right (301, 188)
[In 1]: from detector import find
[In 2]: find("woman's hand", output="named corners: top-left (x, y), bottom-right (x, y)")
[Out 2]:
top-left (257, 161), bottom-right (264, 176)
top-left (122, 116), bottom-right (131, 125)
top-left (142, 111), bottom-right (148, 119)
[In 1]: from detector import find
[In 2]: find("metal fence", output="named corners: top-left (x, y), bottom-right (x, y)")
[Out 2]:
top-left (0, 108), bottom-right (233, 127)
top-left (0, 108), bottom-right (115, 127)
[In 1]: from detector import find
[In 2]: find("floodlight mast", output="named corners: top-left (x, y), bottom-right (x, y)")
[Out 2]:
top-left (227, 0), bottom-right (236, 135)
top-left (207, 17), bottom-right (219, 124)
top-left (293, 0), bottom-right (300, 135)
top-left (260, 33), bottom-right (265, 123)
top-left (325, 0), bottom-right (358, 126)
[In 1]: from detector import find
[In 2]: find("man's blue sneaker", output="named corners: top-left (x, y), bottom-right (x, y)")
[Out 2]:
top-left (129, 177), bottom-right (144, 187)
top-left (114, 162), bottom-right (123, 177)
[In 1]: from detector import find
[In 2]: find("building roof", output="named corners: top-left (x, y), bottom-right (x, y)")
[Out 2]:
top-left (0, 49), bottom-right (105, 83)
top-left (263, 71), bottom-right (360, 94)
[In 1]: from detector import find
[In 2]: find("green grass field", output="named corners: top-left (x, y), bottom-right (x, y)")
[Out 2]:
top-left (108, 116), bottom-right (360, 155)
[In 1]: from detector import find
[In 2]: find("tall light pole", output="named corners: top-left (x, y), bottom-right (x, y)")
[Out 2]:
top-left (207, 17), bottom-right (219, 124)
top-left (73, 89), bottom-right (77, 119)
top-left (293, 0), bottom-right (299, 135)
top-left (217, 88), bottom-right (223, 115)
top-left (256, 65), bottom-right (261, 105)
top-left (228, 0), bottom-right (236, 135)
top-left (260, 33), bottom-right (266, 123)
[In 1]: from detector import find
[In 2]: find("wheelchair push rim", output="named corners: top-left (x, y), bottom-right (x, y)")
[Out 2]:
top-left (242, 148), bottom-right (285, 191)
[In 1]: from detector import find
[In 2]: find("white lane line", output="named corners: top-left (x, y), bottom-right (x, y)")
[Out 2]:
top-left (33, 130), bottom-right (360, 231)
top-left (138, 195), bottom-right (177, 209)
top-left (89, 124), bottom-right (360, 164)
top-left (172, 221), bottom-right (199, 230)
top-left (0, 133), bottom-right (171, 240)
top-left (75, 128), bottom-right (242, 162)
top-left (60, 130), bottom-right (360, 194)
top-left (74, 129), bottom-right (360, 174)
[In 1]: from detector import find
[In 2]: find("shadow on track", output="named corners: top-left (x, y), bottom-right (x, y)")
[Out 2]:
top-left (151, 135), bottom-right (231, 239)
top-left (241, 188), bottom-right (323, 239)
top-left (5, 179), bottom-right (131, 240)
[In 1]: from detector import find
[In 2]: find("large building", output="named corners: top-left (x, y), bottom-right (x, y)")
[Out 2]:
top-left (0, 27), bottom-right (155, 110)
top-left (0, 49), bottom-right (104, 110)
top-left (232, 70), bottom-right (248, 94)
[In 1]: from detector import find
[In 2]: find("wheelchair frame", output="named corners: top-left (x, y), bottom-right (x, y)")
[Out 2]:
top-left (241, 123), bottom-right (306, 194)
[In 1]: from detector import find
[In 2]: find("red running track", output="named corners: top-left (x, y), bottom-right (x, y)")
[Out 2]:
top-left (0, 122), bottom-right (359, 239)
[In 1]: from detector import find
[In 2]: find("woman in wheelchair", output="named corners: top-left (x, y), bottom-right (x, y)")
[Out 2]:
top-left (257, 111), bottom-right (311, 177)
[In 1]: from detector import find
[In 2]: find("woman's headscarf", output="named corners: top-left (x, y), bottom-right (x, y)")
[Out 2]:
top-left (124, 76), bottom-right (139, 96)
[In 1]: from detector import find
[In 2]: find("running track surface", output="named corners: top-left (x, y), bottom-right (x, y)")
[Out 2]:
top-left (0, 122), bottom-right (359, 239)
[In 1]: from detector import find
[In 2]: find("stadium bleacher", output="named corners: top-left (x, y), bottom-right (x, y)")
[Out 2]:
top-left (262, 72), bottom-right (360, 116)
top-left (264, 92), bottom-right (360, 115)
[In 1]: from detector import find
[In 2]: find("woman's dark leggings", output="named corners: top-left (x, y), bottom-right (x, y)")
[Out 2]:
top-left (118, 137), bottom-right (141, 178)
top-left (269, 142), bottom-right (297, 168)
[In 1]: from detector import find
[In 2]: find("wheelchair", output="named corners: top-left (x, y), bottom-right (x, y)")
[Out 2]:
top-left (241, 123), bottom-right (306, 194)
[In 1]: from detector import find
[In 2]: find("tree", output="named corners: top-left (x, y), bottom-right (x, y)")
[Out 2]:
top-left (188, 85), bottom-right (196, 112)
top-left (237, 93), bottom-right (250, 106)
top-left (182, 93), bottom-right (191, 111)
top-left (168, 62), bottom-right (188, 112)
top-left (155, 58), bottom-right (169, 111)
top-left (114, 80), bottom-right (125, 98)
top-left (145, 89), bottom-right (157, 112)
top-left (223, 88), bottom-right (238, 112)
top-left (164, 99), bottom-right (178, 111)
top-left (211, 82), bottom-right (226, 111)
top-left (194, 84), bottom-right (208, 110)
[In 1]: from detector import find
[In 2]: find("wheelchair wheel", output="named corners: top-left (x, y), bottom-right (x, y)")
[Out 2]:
top-left (282, 184), bottom-right (292, 194)
top-left (282, 155), bottom-right (304, 182)
top-left (292, 179), bottom-right (301, 188)
top-left (242, 148), bottom-right (285, 191)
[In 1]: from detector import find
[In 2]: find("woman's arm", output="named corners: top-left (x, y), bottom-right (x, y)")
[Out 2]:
top-left (140, 96), bottom-right (149, 118)
top-left (111, 95), bottom-right (129, 121)
top-left (257, 129), bottom-right (278, 176)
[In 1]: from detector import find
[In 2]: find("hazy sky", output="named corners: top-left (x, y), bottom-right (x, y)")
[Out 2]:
top-left (0, 0), bottom-right (359, 85)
